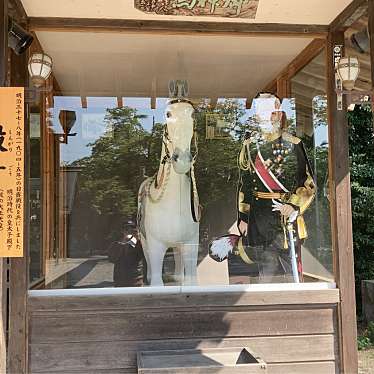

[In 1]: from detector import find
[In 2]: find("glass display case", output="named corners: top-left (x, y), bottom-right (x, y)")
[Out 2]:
top-left (27, 39), bottom-right (334, 289)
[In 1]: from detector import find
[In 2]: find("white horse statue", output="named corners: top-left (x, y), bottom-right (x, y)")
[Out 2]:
top-left (138, 99), bottom-right (200, 286)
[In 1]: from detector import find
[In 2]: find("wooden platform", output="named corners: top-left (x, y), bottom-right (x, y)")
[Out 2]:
top-left (27, 288), bottom-right (340, 374)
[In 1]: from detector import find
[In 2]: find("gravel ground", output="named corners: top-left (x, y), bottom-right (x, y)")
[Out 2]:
top-left (358, 349), bottom-right (374, 374)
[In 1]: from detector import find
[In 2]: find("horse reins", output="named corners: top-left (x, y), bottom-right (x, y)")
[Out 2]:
top-left (146, 118), bottom-right (199, 219)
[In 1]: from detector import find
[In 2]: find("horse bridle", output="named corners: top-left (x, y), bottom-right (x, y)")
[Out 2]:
top-left (147, 104), bottom-right (200, 222)
top-left (162, 101), bottom-right (198, 166)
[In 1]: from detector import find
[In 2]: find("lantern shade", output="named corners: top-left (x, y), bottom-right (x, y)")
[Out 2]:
top-left (28, 53), bottom-right (53, 87)
top-left (336, 56), bottom-right (360, 91)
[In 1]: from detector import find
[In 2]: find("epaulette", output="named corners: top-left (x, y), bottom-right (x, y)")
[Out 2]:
top-left (282, 132), bottom-right (301, 144)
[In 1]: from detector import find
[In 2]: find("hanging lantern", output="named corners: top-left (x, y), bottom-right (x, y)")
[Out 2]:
top-left (28, 52), bottom-right (53, 87)
top-left (336, 56), bottom-right (360, 91)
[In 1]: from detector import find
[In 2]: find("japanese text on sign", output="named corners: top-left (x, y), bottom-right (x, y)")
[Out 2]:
top-left (0, 88), bottom-right (24, 258)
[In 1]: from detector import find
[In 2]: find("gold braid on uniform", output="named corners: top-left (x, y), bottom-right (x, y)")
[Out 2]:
top-left (287, 169), bottom-right (316, 239)
top-left (238, 139), bottom-right (252, 171)
top-left (237, 139), bottom-right (252, 215)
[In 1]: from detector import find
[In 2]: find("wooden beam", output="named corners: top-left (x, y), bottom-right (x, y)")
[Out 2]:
top-left (277, 73), bottom-right (291, 99)
top-left (326, 30), bottom-right (358, 374)
top-left (245, 97), bottom-right (253, 110)
top-left (291, 77), bottom-right (326, 95)
top-left (81, 96), bottom-right (87, 109)
top-left (210, 97), bottom-right (218, 109)
top-left (0, 0), bottom-right (8, 87)
top-left (330, 0), bottom-right (368, 32)
top-left (296, 64), bottom-right (327, 81)
top-left (295, 96), bottom-right (314, 137)
top-left (263, 39), bottom-right (326, 93)
top-left (28, 17), bottom-right (329, 37)
top-left (117, 96), bottom-right (123, 108)
top-left (151, 78), bottom-right (157, 110)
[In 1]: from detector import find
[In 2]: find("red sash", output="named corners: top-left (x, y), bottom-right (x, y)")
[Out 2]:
top-left (254, 152), bottom-right (288, 193)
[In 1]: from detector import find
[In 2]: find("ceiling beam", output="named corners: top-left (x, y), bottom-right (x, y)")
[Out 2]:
top-left (291, 73), bottom-right (326, 92)
top-left (296, 64), bottom-right (327, 81)
top-left (28, 17), bottom-right (329, 37)
top-left (330, 0), bottom-right (368, 32)
top-left (263, 38), bottom-right (325, 93)
top-left (291, 80), bottom-right (325, 97)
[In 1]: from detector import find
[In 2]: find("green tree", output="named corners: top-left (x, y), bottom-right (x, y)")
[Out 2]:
top-left (70, 101), bottom-right (247, 253)
top-left (71, 107), bottom-right (161, 251)
top-left (348, 107), bottom-right (374, 314)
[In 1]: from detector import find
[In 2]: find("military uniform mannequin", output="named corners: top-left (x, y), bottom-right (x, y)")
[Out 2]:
top-left (236, 93), bottom-right (316, 282)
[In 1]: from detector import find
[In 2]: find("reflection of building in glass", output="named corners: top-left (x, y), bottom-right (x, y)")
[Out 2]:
top-left (206, 113), bottom-right (231, 139)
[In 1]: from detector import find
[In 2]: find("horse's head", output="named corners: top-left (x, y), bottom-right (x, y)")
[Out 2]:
top-left (165, 101), bottom-right (195, 175)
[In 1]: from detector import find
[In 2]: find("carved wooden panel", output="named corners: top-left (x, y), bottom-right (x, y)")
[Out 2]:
top-left (134, 0), bottom-right (259, 19)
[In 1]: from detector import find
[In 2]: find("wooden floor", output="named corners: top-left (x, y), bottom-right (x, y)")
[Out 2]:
top-left (28, 289), bottom-right (340, 374)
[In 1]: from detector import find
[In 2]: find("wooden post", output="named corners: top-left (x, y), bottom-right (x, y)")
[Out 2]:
top-left (0, 0), bottom-right (7, 87)
top-left (0, 2), bottom-right (8, 373)
top-left (8, 50), bottom-right (28, 374)
top-left (0, 258), bottom-right (6, 374)
top-left (326, 30), bottom-right (358, 374)
top-left (1, 6), bottom-right (30, 373)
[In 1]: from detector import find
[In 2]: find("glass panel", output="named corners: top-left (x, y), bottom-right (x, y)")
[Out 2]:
top-left (29, 109), bottom-right (43, 284)
top-left (291, 50), bottom-right (333, 282)
top-left (28, 33), bottom-right (334, 289)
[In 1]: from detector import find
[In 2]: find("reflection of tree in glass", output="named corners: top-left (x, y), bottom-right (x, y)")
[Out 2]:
top-left (70, 107), bottom-right (161, 250)
top-left (302, 96), bottom-right (332, 271)
top-left (71, 101), bottom-right (248, 252)
top-left (194, 100), bottom-right (247, 246)
top-left (312, 95), bottom-right (328, 128)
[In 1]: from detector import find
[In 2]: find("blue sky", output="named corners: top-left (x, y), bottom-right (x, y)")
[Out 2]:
top-left (51, 96), bottom-right (327, 164)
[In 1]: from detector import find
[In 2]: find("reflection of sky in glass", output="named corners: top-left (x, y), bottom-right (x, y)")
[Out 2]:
top-left (313, 97), bottom-right (329, 147)
top-left (314, 125), bottom-right (328, 147)
top-left (53, 96), bottom-right (117, 165)
top-left (54, 96), bottom-right (319, 165)
top-left (55, 97), bottom-right (170, 164)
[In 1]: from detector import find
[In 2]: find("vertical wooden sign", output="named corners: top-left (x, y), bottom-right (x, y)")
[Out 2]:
top-left (0, 87), bottom-right (24, 257)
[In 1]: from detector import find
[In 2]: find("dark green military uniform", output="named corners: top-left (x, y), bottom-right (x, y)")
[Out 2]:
top-left (234, 130), bottom-right (315, 279)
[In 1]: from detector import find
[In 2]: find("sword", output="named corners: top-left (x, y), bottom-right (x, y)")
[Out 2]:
top-left (287, 221), bottom-right (300, 283)
top-left (272, 200), bottom-right (300, 283)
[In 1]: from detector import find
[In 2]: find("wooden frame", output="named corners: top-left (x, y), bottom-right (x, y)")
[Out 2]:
top-left (28, 17), bottom-right (329, 38)
top-left (1, 0), bottom-right (370, 373)
top-left (326, 30), bottom-right (358, 374)
top-left (263, 38), bottom-right (326, 95)
top-left (330, 0), bottom-right (368, 32)
top-left (0, 1), bottom-right (30, 373)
